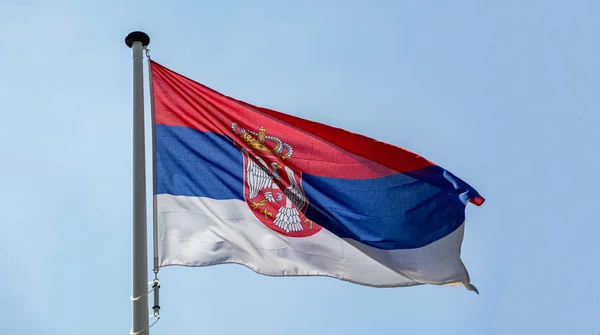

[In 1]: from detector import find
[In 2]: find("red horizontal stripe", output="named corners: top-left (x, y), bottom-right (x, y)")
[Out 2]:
top-left (151, 61), bottom-right (435, 179)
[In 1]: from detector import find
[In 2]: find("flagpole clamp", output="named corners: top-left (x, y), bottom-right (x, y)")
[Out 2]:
top-left (151, 277), bottom-right (161, 317)
top-left (129, 278), bottom-right (161, 334)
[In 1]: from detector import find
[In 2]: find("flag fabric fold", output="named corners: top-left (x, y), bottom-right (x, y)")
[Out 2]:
top-left (150, 60), bottom-right (484, 290)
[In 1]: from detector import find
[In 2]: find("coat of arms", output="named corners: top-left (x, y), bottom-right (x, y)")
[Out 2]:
top-left (232, 122), bottom-right (322, 237)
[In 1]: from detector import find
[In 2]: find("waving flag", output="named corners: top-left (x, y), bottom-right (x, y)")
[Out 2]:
top-left (151, 60), bottom-right (484, 290)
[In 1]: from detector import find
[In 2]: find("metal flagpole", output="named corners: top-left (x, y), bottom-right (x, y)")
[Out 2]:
top-left (125, 31), bottom-right (150, 335)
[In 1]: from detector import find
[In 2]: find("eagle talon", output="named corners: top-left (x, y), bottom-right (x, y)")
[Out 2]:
top-left (250, 199), bottom-right (267, 209)
top-left (304, 218), bottom-right (314, 230)
top-left (260, 208), bottom-right (273, 219)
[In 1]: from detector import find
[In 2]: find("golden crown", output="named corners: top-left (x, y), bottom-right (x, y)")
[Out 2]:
top-left (232, 122), bottom-right (293, 159)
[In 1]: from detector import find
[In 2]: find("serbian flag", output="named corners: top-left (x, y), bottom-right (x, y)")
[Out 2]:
top-left (151, 60), bottom-right (484, 291)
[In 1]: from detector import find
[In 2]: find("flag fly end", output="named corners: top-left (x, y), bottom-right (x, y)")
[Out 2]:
top-left (470, 196), bottom-right (485, 206)
top-left (465, 282), bottom-right (479, 295)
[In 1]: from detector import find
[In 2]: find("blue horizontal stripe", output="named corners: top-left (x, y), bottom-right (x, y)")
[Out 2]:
top-left (156, 125), bottom-right (478, 250)
top-left (156, 125), bottom-right (244, 200)
top-left (302, 173), bottom-right (469, 249)
top-left (405, 166), bottom-right (482, 206)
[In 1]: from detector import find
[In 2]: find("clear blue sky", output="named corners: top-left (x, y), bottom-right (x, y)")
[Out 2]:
top-left (1, 1), bottom-right (598, 334)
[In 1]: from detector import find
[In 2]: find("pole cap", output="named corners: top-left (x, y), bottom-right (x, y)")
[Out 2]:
top-left (125, 31), bottom-right (150, 48)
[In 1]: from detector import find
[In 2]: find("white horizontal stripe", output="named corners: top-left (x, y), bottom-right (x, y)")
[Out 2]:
top-left (157, 194), bottom-right (474, 288)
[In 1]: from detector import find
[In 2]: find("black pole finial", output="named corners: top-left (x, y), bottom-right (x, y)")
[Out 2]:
top-left (125, 31), bottom-right (150, 48)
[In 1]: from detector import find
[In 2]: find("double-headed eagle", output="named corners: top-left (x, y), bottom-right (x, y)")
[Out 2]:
top-left (244, 149), bottom-right (308, 233)
top-left (233, 122), bottom-right (309, 233)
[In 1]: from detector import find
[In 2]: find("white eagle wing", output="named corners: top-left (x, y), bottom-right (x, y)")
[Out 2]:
top-left (283, 165), bottom-right (308, 212)
top-left (246, 154), bottom-right (272, 200)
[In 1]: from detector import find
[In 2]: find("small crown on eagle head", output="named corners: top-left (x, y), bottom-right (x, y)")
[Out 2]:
top-left (232, 122), bottom-right (293, 159)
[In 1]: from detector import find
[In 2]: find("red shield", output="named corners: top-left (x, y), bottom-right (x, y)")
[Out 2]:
top-left (232, 122), bottom-right (322, 237)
